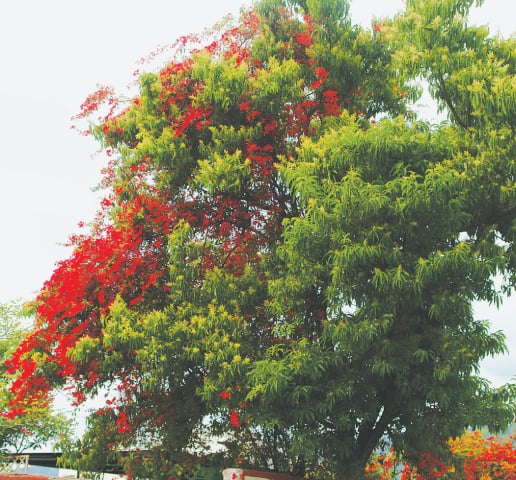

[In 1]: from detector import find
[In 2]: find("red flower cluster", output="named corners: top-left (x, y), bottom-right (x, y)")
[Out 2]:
top-left (229, 409), bottom-right (241, 429)
top-left (219, 391), bottom-right (231, 400)
top-left (116, 411), bottom-right (131, 434)
top-left (311, 67), bottom-right (329, 89)
top-left (365, 431), bottom-right (516, 479)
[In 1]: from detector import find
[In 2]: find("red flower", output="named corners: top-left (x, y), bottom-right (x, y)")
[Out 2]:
top-left (295, 32), bottom-right (311, 47)
top-left (229, 409), bottom-right (240, 428)
top-left (322, 90), bottom-right (341, 116)
top-left (311, 67), bottom-right (329, 89)
top-left (239, 101), bottom-right (252, 112)
top-left (218, 391), bottom-right (231, 400)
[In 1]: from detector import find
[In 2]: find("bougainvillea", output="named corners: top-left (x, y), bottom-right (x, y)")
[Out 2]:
top-left (6, 1), bottom-right (516, 479)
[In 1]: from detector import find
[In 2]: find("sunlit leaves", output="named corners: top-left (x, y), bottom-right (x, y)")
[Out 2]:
top-left (5, 1), bottom-right (516, 479)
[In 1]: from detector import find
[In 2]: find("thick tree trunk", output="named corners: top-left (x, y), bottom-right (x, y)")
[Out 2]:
top-left (330, 437), bottom-right (377, 480)
top-left (335, 460), bottom-right (369, 480)
top-left (335, 404), bottom-right (394, 479)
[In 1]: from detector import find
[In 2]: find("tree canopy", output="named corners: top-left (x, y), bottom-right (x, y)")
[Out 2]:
top-left (5, 1), bottom-right (516, 479)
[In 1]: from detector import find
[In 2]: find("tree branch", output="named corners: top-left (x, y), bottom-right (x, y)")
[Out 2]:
top-left (437, 73), bottom-right (469, 130)
top-left (356, 391), bottom-right (395, 468)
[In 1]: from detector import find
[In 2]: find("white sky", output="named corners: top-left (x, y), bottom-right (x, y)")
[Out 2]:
top-left (0, 0), bottom-right (514, 391)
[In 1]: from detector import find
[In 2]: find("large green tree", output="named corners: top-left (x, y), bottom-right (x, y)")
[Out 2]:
top-left (6, 1), bottom-right (515, 479)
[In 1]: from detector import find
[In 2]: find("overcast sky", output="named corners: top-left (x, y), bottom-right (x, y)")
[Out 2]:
top-left (0, 0), bottom-right (514, 391)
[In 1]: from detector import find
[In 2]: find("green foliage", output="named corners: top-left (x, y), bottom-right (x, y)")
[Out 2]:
top-left (264, 2), bottom-right (516, 475)
top-left (0, 301), bottom-right (72, 453)
top-left (8, 1), bottom-right (516, 479)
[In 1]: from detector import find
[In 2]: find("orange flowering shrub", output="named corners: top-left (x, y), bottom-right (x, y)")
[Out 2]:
top-left (365, 429), bottom-right (516, 479)
top-left (448, 429), bottom-right (516, 480)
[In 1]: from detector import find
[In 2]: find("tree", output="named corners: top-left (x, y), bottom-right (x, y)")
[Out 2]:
top-left (5, 1), bottom-right (516, 479)
top-left (0, 301), bottom-right (71, 454)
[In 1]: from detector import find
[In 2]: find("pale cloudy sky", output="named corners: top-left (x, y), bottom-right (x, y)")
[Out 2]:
top-left (0, 0), bottom-right (514, 389)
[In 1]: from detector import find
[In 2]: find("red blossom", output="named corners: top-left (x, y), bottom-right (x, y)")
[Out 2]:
top-left (116, 411), bottom-right (131, 434)
top-left (218, 391), bottom-right (231, 400)
top-left (311, 67), bottom-right (329, 89)
top-left (295, 32), bottom-right (312, 47)
top-left (322, 90), bottom-right (341, 116)
top-left (229, 409), bottom-right (241, 428)
top-left (239, 101), bottom-right (252, 112)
